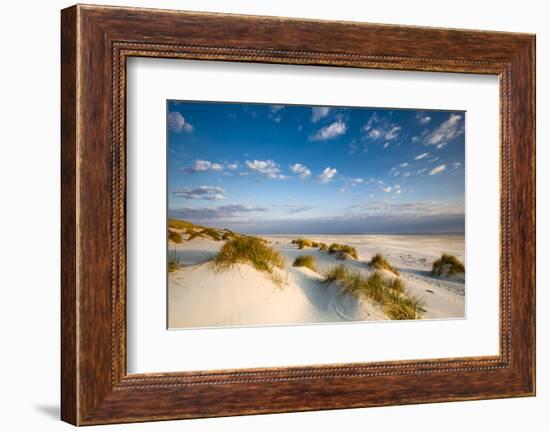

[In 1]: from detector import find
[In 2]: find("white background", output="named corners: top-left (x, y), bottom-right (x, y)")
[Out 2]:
top-left (127, 59), bottom-right (499, 373)
top-left (0, 0), bottom-right (547, 430)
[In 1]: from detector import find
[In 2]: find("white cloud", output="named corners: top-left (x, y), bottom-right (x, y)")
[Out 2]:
top-left (168, 111), bottom-right (193, 132)
top-left (362, 113), bottom-right (378, 132)
top-left (310, 120), bottom-right (347, 141)
top-left (382, 186), bottom-right (392, 193)
top-left (227, 163), bottom-right (239, 171)
top-left (416, 113), bottom-right (432, 125)
top-left (171, 204), bottom-right (267, 220)
top-left (183, 159), bottom-right (225, 173)
top-left (352, 178), bottom-right (364, 185)
top-left (385, 126), bottom-right (401, 140)
top-left (171, 185), bottom-right (226, 201)
top-left (369, 126), bottom-right (402, 141)
top-left (311, 107), bottom-right (331, 122)
top-left (268, 105), bottom-right (284, 122)
top-left (245, 159), bottom-right (286, 179)
top-left (429, 164), bottom-right (447, 175)
top-left (453, 162), bottom-right (462, 169)
top-left (318, 167), bottom-right (337, 183)
top-left (191, 160), bottom-right (212, 171)
top-left (346, 200), bottom-right (464, 217)
top-left (362, 113), bottom-right (401, 142)
top-left (415, 152), bottom-right (429, 160)
top-left (399, 162), bottom-right (409, 167)
top-left (369, 129), bottom-right (382, 139)
top-left (290, 163), bottom-right (311, 179)
top-left (424, 114), bottom-right (464, 148)
top-left (383, 142), bottom-right (391, 149)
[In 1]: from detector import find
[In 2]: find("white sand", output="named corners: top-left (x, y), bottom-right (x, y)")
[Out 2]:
top-left (168, 234), bottom-right (465, 329)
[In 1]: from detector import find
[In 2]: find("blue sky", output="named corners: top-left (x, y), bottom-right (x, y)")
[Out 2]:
top-left (167, 100), bottom-right (465, 234)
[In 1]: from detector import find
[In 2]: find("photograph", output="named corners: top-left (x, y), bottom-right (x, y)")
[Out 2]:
top-left (166, 101), bottom-right (466, 329)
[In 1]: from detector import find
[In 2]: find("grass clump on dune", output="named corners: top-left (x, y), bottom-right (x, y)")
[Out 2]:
top-left (168, 218), bottom-right (197, 231)
top-left (291, 238), bottom-right (328, 251)
top-left (249, 235), bottom-right (268, 244)
top-left (168, 218), bottom-right (241, 242)
top-left (369, 253), bottom-right (398, 275)
top-left (214, 236), bottom-right (284, 275)
top-left (168, 229), bottom-right (182, 244)
top-left (323, 265), bottom-right (423, 320)
top-left (384, 277), bottom-right (405, 294)
top-left (292, 255), bottom-right (317, 272)
top-left (336, 251), bottom-right (355, 260)
top-left (168, 251), bottom-right (182, 273)
top-left (328, 243), bottom-right (358, 259)
top-left (431, 254), bottom-right (465, 276)
top-left (221, 229), bottom-right (240, 241)
top-left (292, 238), bottom-right (314, 249)
top-left (188, 227), bottom-right (223, 241)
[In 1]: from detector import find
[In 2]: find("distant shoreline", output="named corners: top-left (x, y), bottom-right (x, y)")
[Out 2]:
top-left (167, 218), bottom-right (465, 237)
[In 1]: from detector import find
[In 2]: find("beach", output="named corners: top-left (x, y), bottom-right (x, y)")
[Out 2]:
top-left (168, 230), bottom-right (465, 329)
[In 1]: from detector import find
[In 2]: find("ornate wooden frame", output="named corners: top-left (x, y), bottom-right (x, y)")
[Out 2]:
top-left (61, 4), bottom-right (536, 425)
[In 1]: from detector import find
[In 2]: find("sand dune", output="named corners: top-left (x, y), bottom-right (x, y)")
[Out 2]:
top-left (168, 232), bottom-right (465, 329)
top-left (168, 261), bottom-right (385, 328)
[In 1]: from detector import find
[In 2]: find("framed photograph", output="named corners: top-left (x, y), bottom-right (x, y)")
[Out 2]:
top-left (61, 4), bottom-right (536, 425)
top-left (165, 100), bottom-right (466, 330)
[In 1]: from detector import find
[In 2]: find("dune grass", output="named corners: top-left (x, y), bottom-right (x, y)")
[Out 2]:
top-left (369, 253), bottom-right (398, 275)
top-left (291, 238), bottom-right (329, 251)
top-left (292, 255), bottom-right (317, 272)
top-left (336, 251), bottom-right (354, 260)
top-left (168, 251), bottom-right (182, 273)
top-left (214, 236), bottom-right (284, 275)
top-left (168, 229), bottom-right (182, 244)
top-left (168, 218), bottom-right (242, 242)
top-left (250, 235), bottom-right (268, 244)
top-left (188, 227), bottom-right (224, 241)
top-left (291, 238), bottom-right (314, 249)
top-left (323, 265), bottom-right (423, 320)
top-left (328, 243), bottom-right (358, 259)
top-left (168, 219), bottom-right (197, 231)
top-left (431, 254), bottom-right (465, 276)
top-left (270, 270), bottom-right (287, 287)
top-left (384, 277), bottom-right (406, 294)
top-left (221, 229), bottom-right (240, 241)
